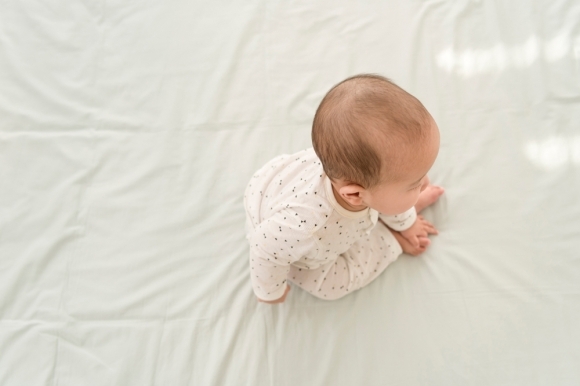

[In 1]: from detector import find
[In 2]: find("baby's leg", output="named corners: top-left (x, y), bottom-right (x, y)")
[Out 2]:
top-left (288, 222), bottom-right (402, 301)
top-left (415, 179), bottom-right (445, 213)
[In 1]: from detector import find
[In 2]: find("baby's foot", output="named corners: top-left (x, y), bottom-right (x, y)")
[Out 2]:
top-left (415, 184), bottom-right (444, 213)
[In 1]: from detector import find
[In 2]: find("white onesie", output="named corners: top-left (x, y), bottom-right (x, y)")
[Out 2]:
top-left (243, 148), bottom-right (416, 301)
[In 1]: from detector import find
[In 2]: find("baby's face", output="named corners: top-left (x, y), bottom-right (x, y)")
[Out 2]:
top-left (362, 122), bottom-right (440, 215)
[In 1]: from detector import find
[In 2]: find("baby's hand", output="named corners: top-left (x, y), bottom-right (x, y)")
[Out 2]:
top-left (400, 215), bottom-right (438, 249)
top-left (257, 284), bottom-right (291, 304)
top-left (392, 230), bottom-right (431, 256)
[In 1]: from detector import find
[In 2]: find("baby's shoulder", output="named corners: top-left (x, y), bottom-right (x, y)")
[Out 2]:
top-left (247, 147), bottom-right (334, 230)
top-left (251, 147), bottom-right (317, 176)
top-left (272, 202), bottom-right (332, 235)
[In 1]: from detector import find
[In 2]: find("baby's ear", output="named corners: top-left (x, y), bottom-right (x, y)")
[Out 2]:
top-left (339, 185), bottom-right (365, 206)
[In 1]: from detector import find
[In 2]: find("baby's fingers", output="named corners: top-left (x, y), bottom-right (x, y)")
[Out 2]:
top-left (409, 234), bottom-right (421, 248)
top-left (420, 219), bottom-right (438, 235)
top-left (407, 237), bottom-right (430, 256)
top-left (418, 236), bottom-right (431, 248)
top-left (424, 224), bottom-right (438, 235)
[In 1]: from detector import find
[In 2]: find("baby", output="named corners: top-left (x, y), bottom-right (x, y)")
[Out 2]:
top-left (243, 74), bottom-right (444, 304)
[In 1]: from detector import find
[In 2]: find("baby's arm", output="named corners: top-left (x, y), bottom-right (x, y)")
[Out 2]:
top-left (258, 285), bottom-right (291, 304)
top-left (248, 209), bottom-right (317, 303)
top-left (379, 207), bottom-right (417, 232)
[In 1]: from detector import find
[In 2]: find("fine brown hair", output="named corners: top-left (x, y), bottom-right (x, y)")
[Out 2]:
top-left (312, 74), bottom-right (431, 190)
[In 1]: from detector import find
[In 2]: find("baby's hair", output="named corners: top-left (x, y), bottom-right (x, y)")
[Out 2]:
top-left (312, 73), bottom-right (431, 190)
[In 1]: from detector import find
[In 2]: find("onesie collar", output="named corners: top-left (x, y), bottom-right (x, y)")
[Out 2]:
top-left (323, 173), bottom-right (376, 220)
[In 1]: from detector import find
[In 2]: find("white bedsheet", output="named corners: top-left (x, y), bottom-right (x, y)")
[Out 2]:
top-left (1, 0), bottom-right (579, 385)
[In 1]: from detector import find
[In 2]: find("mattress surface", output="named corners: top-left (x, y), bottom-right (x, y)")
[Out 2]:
top-left (1, 0), bottom-right (579, 385)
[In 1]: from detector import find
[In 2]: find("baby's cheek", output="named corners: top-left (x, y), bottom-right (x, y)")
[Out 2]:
top-left (421, 176), bottom-right (430, 190)
top-left (394, 193), bottom-right (420, 214)
top-left (411, 191), bottom-right (422, 207)
top-left (380, 197), bottom-right (415, 215)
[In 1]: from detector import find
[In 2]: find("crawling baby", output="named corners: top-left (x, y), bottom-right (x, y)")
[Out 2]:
top-left (243, 74), bottom-right (444, 304)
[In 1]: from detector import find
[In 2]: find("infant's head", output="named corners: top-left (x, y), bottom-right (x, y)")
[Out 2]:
top-left (312, 74), bottom-right (439, 215)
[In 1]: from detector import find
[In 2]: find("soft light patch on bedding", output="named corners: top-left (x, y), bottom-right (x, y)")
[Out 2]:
top-left (524, 136), bottom-right (580, 170)
top-left (437, 33), bottom-right (580, 76)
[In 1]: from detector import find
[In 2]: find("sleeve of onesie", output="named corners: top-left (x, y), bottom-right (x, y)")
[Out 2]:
top-left (248, 209), bottom-right (318, 301)
top-left (379, 206), bottom-right (417, 232)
